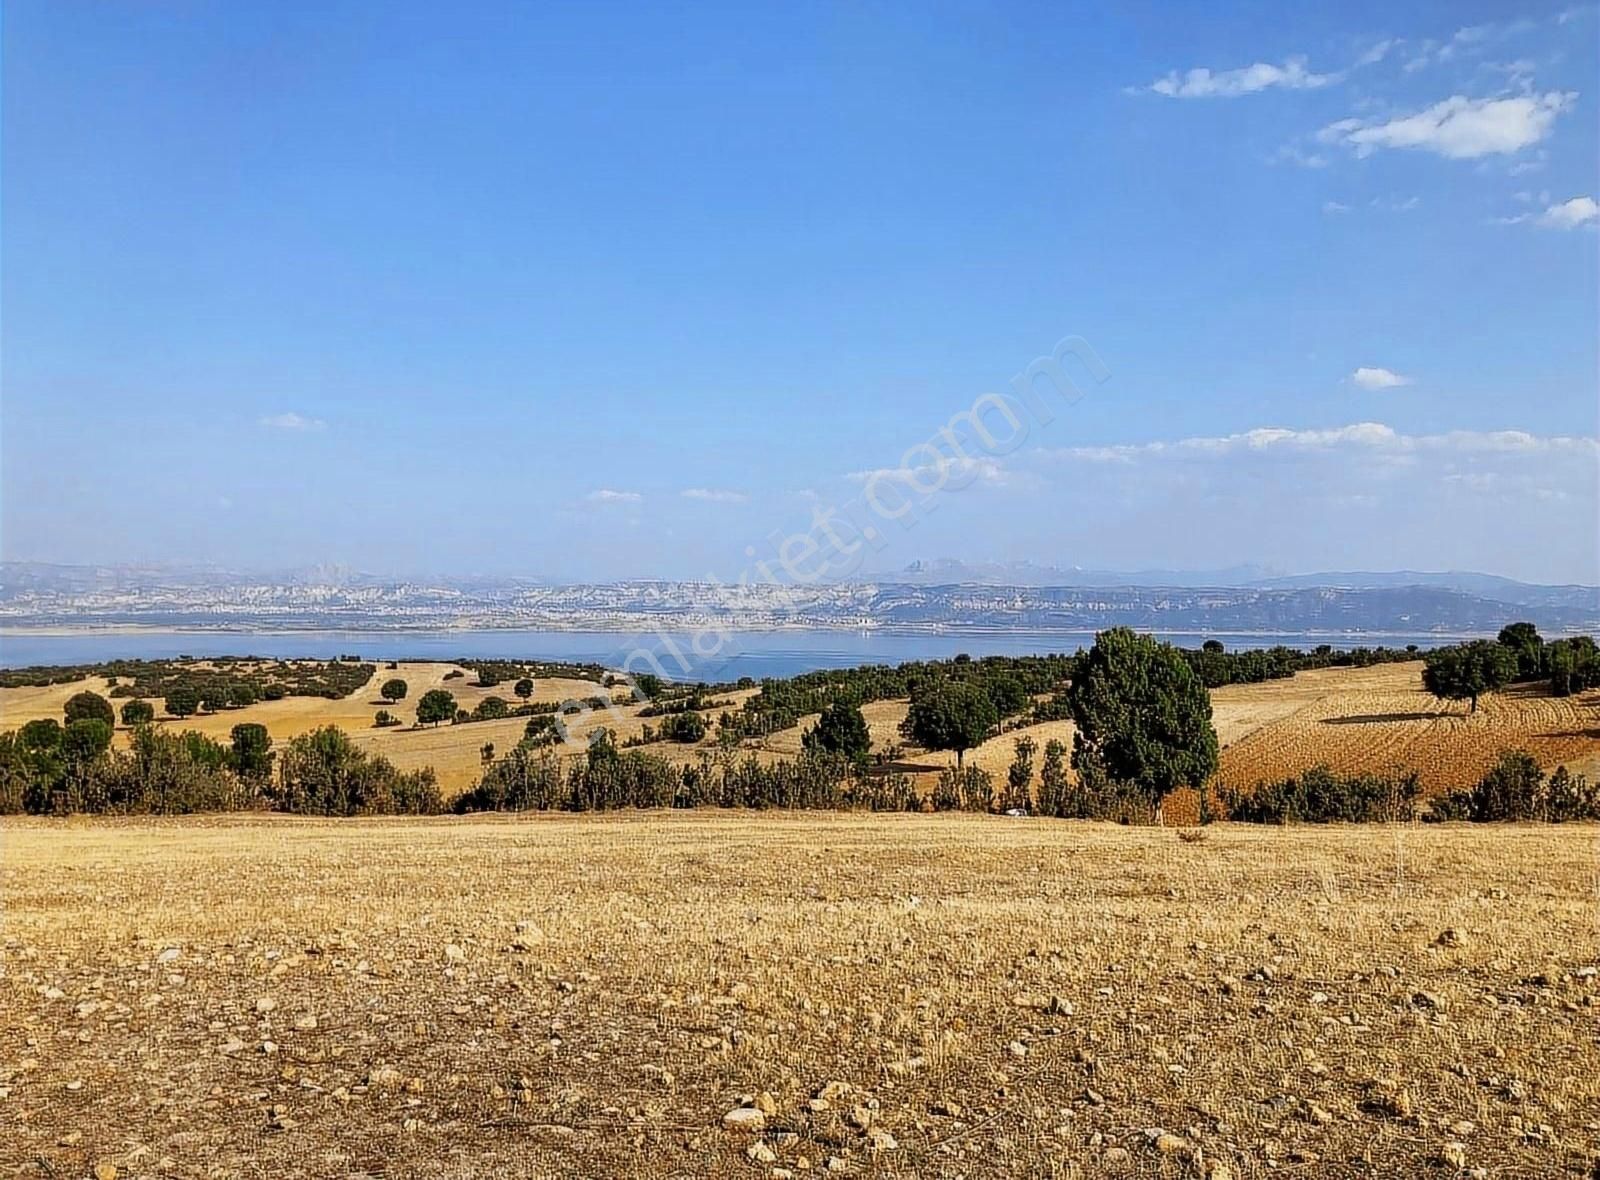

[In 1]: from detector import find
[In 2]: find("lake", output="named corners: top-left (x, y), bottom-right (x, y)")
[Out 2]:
top-left (0, 627), bottom-right (1452, 681)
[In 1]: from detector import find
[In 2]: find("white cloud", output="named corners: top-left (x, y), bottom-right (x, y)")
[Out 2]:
top-left (1351, 366), bottom-right (1412, 390)
top-left (1051, 423), bottom-right (1597, 464)
top-left (680, 488), bottom-right (748, 503)
top-left (846, 455), bottom-right (1009, 488)
top-left (1318, 92), bottom-right (1575, 159)
top-left (586, 488), bottom-right (643, 504)
top-left (1538, 195), bottom-right (1600, 229)
top-left (1150, 56), bottom-right (1338, 99)
top-left (1322, 200), bottom-right (1351, 214)
top-left (259, 412), bottom-right (326, 431)
top-left (1495, 195), bottom-right (1600, 229)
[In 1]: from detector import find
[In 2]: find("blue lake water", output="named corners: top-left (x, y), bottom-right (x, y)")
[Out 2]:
top-left (0, 628), bottom-right (1451, 682)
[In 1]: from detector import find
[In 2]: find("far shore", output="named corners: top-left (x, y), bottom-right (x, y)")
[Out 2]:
top-left (0, 621), bottom-right (1515, 640)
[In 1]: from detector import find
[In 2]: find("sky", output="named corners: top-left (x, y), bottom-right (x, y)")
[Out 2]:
top-left (3, 1), bottom-right (1597, 585)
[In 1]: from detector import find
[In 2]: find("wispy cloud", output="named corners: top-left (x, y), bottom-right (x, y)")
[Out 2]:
top-left (1351, 366), bottom-right (1412, 390)
top-left (1322, 200), bottom-right (1351, 215)
top-left (680, 488), bottom-right (748, 504)
top-left (1147, 56), bottom-right (1338, 99)
top-left (586, 488), bottom-right (643, 504)
top-left (259, 412), bottom-right (326, 431)
top-left (1050, 423), bottom-right (1597, 463)
top-left (1318, 92), bottom-right (1575, 159)
top-left (846, 455), bottom-right (1010, 488)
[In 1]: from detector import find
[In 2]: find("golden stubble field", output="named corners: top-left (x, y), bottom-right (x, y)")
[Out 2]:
top-left (2, 814), bottom-right (1597, 1179)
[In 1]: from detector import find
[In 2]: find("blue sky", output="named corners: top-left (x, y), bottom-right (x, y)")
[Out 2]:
top-left (4, 1), bottom-right (1597, 583)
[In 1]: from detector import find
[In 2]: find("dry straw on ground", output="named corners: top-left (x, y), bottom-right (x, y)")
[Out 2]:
top-left (3, 813), bottom-right (1596, 1178)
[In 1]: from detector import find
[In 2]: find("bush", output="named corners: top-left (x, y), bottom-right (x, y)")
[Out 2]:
top-left (274, 727), bottom-right (442, 816)
top-left (1222, 766), bottom-right (1421, 824)
top-left (659, 710), bottom-right (708, 743)
top-left (1431, 750), bottom-right (1600, 822)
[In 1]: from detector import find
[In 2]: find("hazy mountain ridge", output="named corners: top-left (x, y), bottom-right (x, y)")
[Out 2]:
top-left (2, 562), bottom-right (1595, 635)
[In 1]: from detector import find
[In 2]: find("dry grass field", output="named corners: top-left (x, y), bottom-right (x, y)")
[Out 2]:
top-left (2, 814), bottom-right (1597, 1179)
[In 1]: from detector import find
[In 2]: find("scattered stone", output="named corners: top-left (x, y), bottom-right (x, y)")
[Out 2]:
top-left (1435, 928), bottom-right (1464, 949)
top-left (866, 1128), bottom-right (897, 1151)
top-left (1306, 1101), bottom-right (1334, 1125)
top-left (255, 996), bottom-right (277, 1014)
top-left (1412, 991), bottom-right (1444, 1010)
top-left (218, 1038), bottom-right (246, 1055)
top-left (93, 1165), bottom-right (117, 1180)
top-left (1450, 1120), bottom-right (1476, 1137)
top-left (1440, 1141), bottom-right (1468, 1169)
top-left (444, 944), bottom-right (466, 962)
top-left (1101, 1146), bottom-right (1131, 1170)
top-left (753, 1090), bottom-right (778, 1115)
top-left (747, 1141), bottom-right (778, 1164)
top-left (1007, 1040), bottom-right (1028, 1059)
top-left (929, 1099), bottom-right (962, 1117)
top-left (723, 1106), bottom-right (766, 1131)
top-left (847, 1105), bottom-right (875, 1129)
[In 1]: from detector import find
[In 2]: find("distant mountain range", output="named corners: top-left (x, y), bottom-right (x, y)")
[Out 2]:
top-left (1, 561), bottom-right (1595, 636)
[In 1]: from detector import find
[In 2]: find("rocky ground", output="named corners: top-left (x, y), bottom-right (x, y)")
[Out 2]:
top-left (2, 813), bottom-right (1597, 1178)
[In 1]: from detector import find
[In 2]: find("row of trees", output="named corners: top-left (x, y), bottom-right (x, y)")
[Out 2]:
top-left (1423, 624), bottom-right (1599, 712)
top-left (1, 720), bottom-right (440, 816)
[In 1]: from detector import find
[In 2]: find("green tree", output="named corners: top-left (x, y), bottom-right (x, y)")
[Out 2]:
top-left (661, 710), bottom-right (707, 743)
top-left (120, 699), bottom-right (156, 727)
top-left (900, 680), bottom-right (998, 767)
top-left (380, 678), bottom-right (409, 703)
top-left (64, 690), bottom-right (115, 727)
top-left (474, 695), bottom-right (510, 721)
top-left (1422, 641), bottom-right (1517, 713)
top-left (802, 700), bottom-right (872, 765)
top-left (1037, 738), bottom-right (1068, 817)
top-left (164, 686), bottom-right (201, 719)
top-left (19, 718), bottom-right (64, 751)
top-left (985, 675), bottom-right (1029, 720)
top-left (1496, 622), bottom-right (1544, 680)
top-left (416, 688), bottom-right (456, 727)
top-left (230, 723), bottom-right (273, 780)
top-left (1065, 627), bottom-right (1219, 823)
top-left (630, 673), bottom-right (666, 701)
top-left (1003, 735), bottom-right (1036, 812)
top-left (514, 678), bottom-right (534, 704)
top-left (62, 718), bottom-right (113, 762)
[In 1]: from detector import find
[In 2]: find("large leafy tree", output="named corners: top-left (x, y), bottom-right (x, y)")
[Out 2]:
top-left (803, 699), bottom-right (872, 765)
top-left (1422, 641), bottom-right (1517, 713)
top-left (380, 678), bottom-right (409, 703)
top-left (1495, 622), bottom-right (1544, 680)
top-left (1065, 627), bottom-right (1219, 822)
top-left (164, 686), bottom-right (201, 720)
top-left (416, 688), bottom-right (457, 727)
top-left (900, 680), bottom-right (997, 767)
top-left (64, 691), bottom-right (115, 727)
top-left (120, 699), bottom-right (156, 727)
